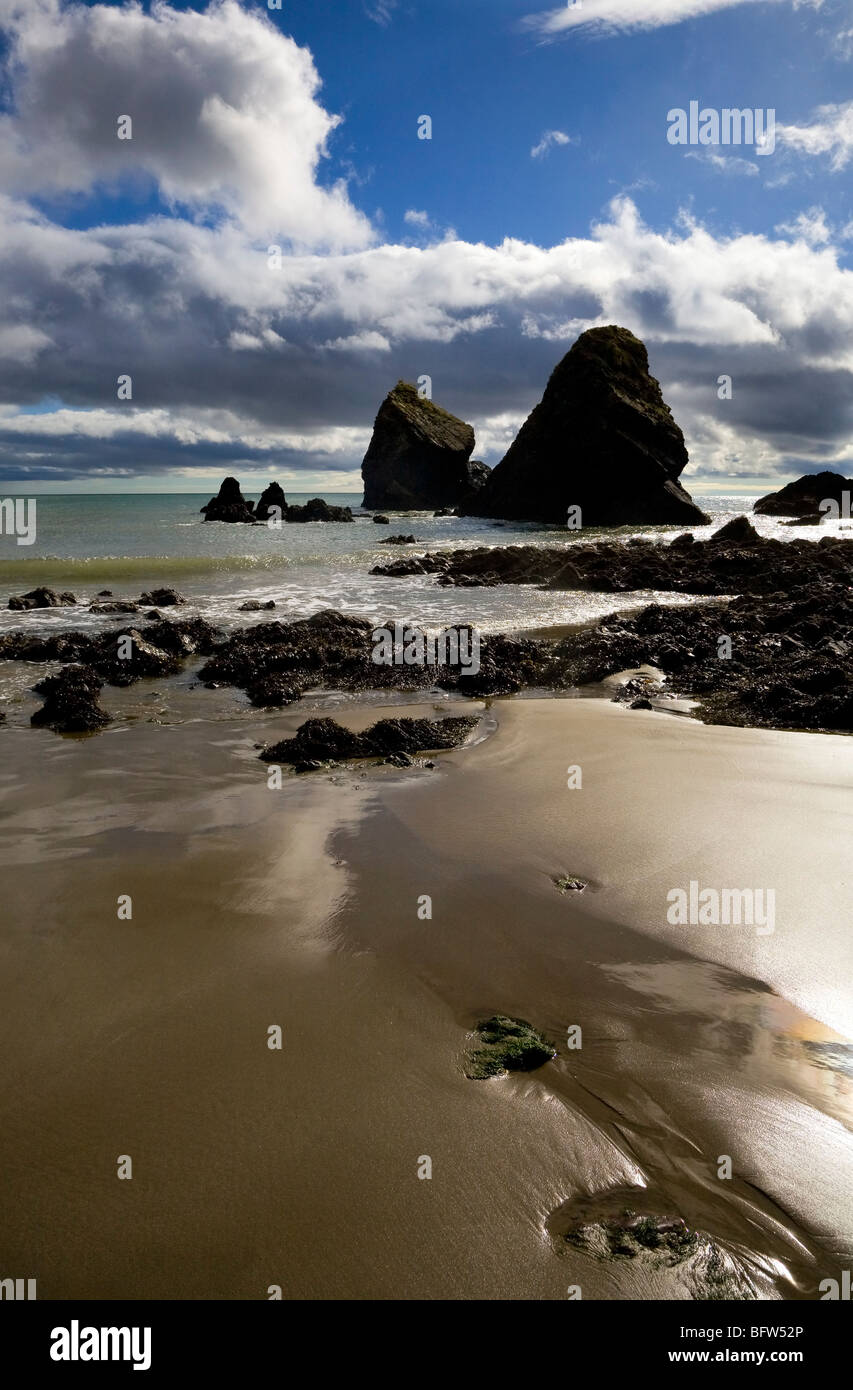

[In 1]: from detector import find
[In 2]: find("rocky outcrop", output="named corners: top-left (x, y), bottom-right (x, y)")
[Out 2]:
top-left (466, 1015), bottom-right (556, 1079)
top-left (462, 326), bottom-right (709, 526)
top-left (255, 481), bottom-right (286, 522)
top-left (31, 665), bottom-right (111, 733)
top-left (754, 470), bottom-right (853, 517)
top-left (9, 587), bottom-right (76, 610)
top-left (200, 476), bottom-right (256, 523)
top-left (361, 381), bottom-right (485, 510)
top-left (371, 530), bottom-right (853, 597)
top-left (284, 498), bottom-right (353, 523)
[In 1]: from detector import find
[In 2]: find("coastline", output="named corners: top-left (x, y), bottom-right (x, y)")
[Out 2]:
top-left (1, 694), bottom-right (850, 1299)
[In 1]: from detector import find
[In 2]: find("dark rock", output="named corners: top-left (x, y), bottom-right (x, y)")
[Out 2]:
top-left (238, 599), bottom-right (276, 611)
top-left (754, 470), bottom-right (853, 517)
top-left (97, 589), bottom-right (113, 597)
top-left (254, 481), bottom-right (287, 523)
top-left (201, 476), bottom-right (256, 524)
top-left (372, 514), bottom-right (390, 524)
top-left (709, 515), bottom-right (760, 545)
top-left (378, 534), bottom-right (417, 544)
top-left (245, 676), bottom-right (304, 708)
top-left (259, 714), bottom-right (478, 766)
top-left (90, 601), bottom-right (140, 614)
top-left (630, 697), bottom-right (653, 710)
top-left (384, 752), bottom-right (413, 767)
top-left (466, 1015), bottom-right (556, 1079)
top-left (433, 507), bottom-right (456, 517)
top-left (284, 497), bottom-right (353, 523)
top-left (138, 588), bottom-right (186, 607)
top-left (361, 380), bottom-right (478, 510)
top-left (462, 326), bottom-right (709, 526)
top-left (31, 664), bottom-right (111, 733)
top-left (9, 587), bottom-right (77, 610)
top-left (95, 628), bottom-right (183, 686)
top-left (782, 513), bottom-right (822, 526)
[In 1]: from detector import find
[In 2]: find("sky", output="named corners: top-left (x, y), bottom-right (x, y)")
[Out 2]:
top-left (0, 0), bottom-right (851, 493)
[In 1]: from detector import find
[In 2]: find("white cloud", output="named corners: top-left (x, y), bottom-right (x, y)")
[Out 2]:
top-left (524, 0), bottom-right (800, 39)
top-left (835, 27), bottom-right (853, 59)
top-left (685, 151), bottom-right (760, 176)
top-left (778, 101), bottom-right (853, 170)
top-left (0, 0), bottom-right (372, 249)
top-left (775, 208), bottom-right (832, 246)
top-left (531, 130), bottom-right (574, 159)
top-left (364, 0), bottom-right (398, 24)
top-left (404, 210), bottom-right (431, 227)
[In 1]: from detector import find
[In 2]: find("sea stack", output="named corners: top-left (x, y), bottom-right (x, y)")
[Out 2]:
top-left (361, 381), bottom-right (486, 510)
top-left (753, 470), bottom-right (853, 517)
top-left (462, 326), bottom-right (710, 526)
top-left (200, 476), bottom-right (256, 523)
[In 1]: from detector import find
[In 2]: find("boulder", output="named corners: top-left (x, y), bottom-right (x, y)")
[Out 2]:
top-left (138, 588), bottom-right (186, 607)
top-left (9, 586), bottom-right (76, 610)
top-left (372, 514), bottom-right (390, 524)
top-left (255, 481), bottom-right (286, 523)
top-left (361, 380), bottom-right (479, 510)
top-left (708, 515), bottom-right (760, 545)
top-left (238, 599), bottom-right (276, 611)
top-left (259, 713), bottom-right (479, 767)
top-left (200, 476), bottom-right (256, 523)
top-left (754, 471), bottom-right (853, 517)
top-left (31, 664), bottom-right (111, 733)
top-left (462, 326), bottom-right (710, 526)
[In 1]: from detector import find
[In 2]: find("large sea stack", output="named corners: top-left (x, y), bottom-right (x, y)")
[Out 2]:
top-left (201, 476), bottom-right (256, 523)
top-left (361, 381), bottom-right (486, 510)
top-left (462, 326), bottom-right (709, 526)
top-left (753, 470), bottom-right (853, 517)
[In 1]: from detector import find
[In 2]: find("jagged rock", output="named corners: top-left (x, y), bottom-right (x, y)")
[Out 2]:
top-left (138, 588), bottom-right (186, 607)
top-left (90, 601), bottom-right (141, 614)
top-left (754, 470), bottom-right (853, 517)
top-left (31, 664), bottom-right (111, 733)
top-left (361, 380), bottom-right (480, 509)
top-left (709, 515), bottom-right (760, 545)
top-left (462, 326), bottom-right (709, 526)
top-left (255, 481), bottom-right (286, 523)
top-left (9, 587), bottom-right (76, 610)
top-left (285, 497), bottom-right (353, 522)
top-left (238, 599), bottom-right (276, 611)
top-left (259, 714), bottom-right (478, 767)
top-left (200, 476), bottom-right (256, 523)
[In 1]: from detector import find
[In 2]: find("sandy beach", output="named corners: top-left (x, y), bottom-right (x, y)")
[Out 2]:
top-left (1, 694), bottom-right (850, 1300)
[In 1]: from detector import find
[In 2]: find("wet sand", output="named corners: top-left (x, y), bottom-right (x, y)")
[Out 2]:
top-left (0, 697), bottom-right (851, 1299)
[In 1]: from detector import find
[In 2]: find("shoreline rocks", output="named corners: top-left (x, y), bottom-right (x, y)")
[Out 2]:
top-left (31, 665), bottom-right (111, 733)
top-left (9, 586), bottom-right (77, 610)
top-left (258, 713), bottom-right (479, 768)
top-left (466, 1015), bottom-right (557, 1079)
top-left (462, 326), bottom-right (709, 527)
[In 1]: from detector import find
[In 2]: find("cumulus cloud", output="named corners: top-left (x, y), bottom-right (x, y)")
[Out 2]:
top-left (0, 191), bottom-right (851, 480)
top-left (0, 0), bottom-right (372, 248)
top-left (530, 130), bottom-right (574, 159)
top-left (524, 0), bottom-right (797, 40)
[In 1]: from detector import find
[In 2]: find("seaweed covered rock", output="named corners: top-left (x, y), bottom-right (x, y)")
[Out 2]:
top-left (466, 1015), bottom-right (557, 1079)
top-left (259, 714), bottom-right (478, 767)
top-left (138, 588), bottom-right (186, 607)
top-left (462, 326), bottom-right (709, 526)
top-left (361, 381), bottom-right (482, 510)
top-left (31, 664), bottom-right (111, 733)
top-left (9, 587), bottom-right (76, 610)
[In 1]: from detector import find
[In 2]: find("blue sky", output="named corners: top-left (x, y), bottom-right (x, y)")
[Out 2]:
top-left (0, 0), bottom-right (851, 493)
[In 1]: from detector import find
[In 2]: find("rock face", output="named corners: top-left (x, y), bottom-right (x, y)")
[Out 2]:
top-left (462, 326), bottom-right (709, 526)
top-left (754, 471), bottom-right (853, 517)
top-left (201, 476), bottom-right (256, 523)
top-left (361, 381), bottom-right (485, 510)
